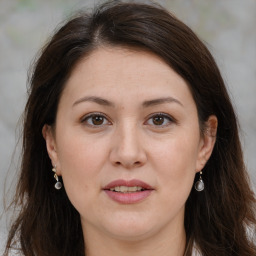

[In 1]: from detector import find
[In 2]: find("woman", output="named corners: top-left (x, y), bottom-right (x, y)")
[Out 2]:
top-left (4, 1), bottom-right (256, 255)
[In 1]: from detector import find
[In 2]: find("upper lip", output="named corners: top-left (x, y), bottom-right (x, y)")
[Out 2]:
top-left (103, 179), bottom-right (154, 190)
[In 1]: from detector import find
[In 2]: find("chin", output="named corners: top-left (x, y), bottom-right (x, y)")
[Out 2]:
top-left (107, 227), bottom-right (154, 242)
top-left (100, 214), bottom-right (159, 241)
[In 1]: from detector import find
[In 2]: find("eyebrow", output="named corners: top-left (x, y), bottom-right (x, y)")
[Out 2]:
top-left (72, 96), bottom-right (183, 108)
top-left (142, 97), bottom-right (183, 107)
top-left (72, 96), bottom-right (115, 107)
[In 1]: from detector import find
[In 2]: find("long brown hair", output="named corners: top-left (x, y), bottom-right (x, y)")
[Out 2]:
top-left (4, 1), bottom-right (256, 255)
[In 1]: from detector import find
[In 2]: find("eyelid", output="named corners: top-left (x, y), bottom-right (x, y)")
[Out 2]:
top-left (144, 112), bottom-right (177, 127)
top-left (80, 112), bottom-right (112, 126)
top-left (80, 112), bottom-right (176, 128)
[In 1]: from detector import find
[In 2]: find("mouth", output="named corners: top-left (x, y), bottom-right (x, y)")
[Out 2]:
top-left (109, 186), bottom-right (147, 193)
top-left (103, 179), bottom-right (153, 192)
top-left (103, 179), bottom-right (154, 204)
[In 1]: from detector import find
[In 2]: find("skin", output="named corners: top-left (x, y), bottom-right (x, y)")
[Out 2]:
top-left (43, 47), bottom-right (217, 256)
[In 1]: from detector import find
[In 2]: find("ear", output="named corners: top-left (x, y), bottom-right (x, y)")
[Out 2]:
top-left (42, 124), bottom-right (61, 175)
top-left (196, 115), bottom-right (218, 173)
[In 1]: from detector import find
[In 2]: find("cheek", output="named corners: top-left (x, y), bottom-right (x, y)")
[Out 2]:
top-left (56, 127), bottom-right (110, 174)
top-left (152, 134), bottom-right (200, 201)
top-left (153, 136), bottom-right (199, 174)
top-left (55, 133), bottom-right (109, 208)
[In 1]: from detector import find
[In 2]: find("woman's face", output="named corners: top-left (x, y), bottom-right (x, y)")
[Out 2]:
top-left (44, 47), bottom-right (216, 242)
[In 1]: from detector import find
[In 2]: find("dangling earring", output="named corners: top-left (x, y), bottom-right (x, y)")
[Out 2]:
top-left (52, 165), bottom-right (62, 190)
top-left (195, 171), bottom-right (204, 192)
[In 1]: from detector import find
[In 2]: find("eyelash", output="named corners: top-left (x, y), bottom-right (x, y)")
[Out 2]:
top-left (145, 112), bottom-right (176, 127)
top-left (81, 112), bottom-right (112, 127)
top-left (81, 112), bottom-right (176, 128)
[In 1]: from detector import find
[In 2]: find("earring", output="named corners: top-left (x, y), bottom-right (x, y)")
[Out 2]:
top-left (52, 165), bottom-right (62, 190)
top-left (195, 171), bottom-right (204, 192)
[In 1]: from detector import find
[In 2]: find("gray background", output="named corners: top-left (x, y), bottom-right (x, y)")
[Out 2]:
top-left (0, 0), bottom-right (255, 251)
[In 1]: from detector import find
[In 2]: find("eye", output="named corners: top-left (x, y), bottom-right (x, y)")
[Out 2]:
top-left (81, 113), bottom-right (111, 127)
top-left (145, 113), bottom-right (175, 127)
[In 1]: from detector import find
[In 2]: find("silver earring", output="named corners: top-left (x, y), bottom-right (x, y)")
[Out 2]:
top-left (52, 165), bottom-right (62, 190)
top-left (195, 171), bottom-right (204, 192)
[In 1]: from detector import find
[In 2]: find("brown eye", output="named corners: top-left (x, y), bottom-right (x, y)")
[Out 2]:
top-left (152, 116), bottom-right (165, 125)
top-left (91, 115), bottom-right (104, 125)
top-left (82, 113), bottom-right (111, 127)
top-left (146, 113), bottom-right (175, 127)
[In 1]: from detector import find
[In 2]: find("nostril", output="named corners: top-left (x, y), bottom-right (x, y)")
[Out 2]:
top-left (114, 161), bottom-right (142, 168)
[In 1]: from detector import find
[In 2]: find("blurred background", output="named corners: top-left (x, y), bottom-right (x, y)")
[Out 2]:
top-left (0, 0), bottom-right (255, 252)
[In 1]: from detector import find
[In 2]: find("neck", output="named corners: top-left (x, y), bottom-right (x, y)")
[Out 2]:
top-left (83, 221), bottom-right (186, 256)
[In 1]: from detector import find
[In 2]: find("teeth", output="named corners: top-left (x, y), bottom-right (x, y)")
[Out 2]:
top-left (109, 186), bottom-right (143, 193)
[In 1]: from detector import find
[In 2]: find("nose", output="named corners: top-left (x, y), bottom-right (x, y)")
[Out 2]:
top-left (109, 123), bottom-right (147, 169)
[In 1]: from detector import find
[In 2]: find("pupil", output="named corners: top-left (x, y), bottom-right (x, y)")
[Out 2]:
top-left (92, 116), bottom-right (103, 125)
top-left (153, 116), bottom-right (164, 125)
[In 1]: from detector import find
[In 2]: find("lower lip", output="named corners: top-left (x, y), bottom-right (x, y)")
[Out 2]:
top-left (104, 190), bottom-right (153, 204)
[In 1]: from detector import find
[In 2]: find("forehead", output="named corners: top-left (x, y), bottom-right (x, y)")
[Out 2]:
top-left (60, 46), bottom-right (194, 108)
top-left (72, 47), bottom-right (175, 81)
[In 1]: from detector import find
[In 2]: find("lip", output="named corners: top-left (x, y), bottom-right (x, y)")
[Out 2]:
top-left (103, 179), bottom-right (154, 204)
top-left (103, 179), bottom-right (153, 190)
